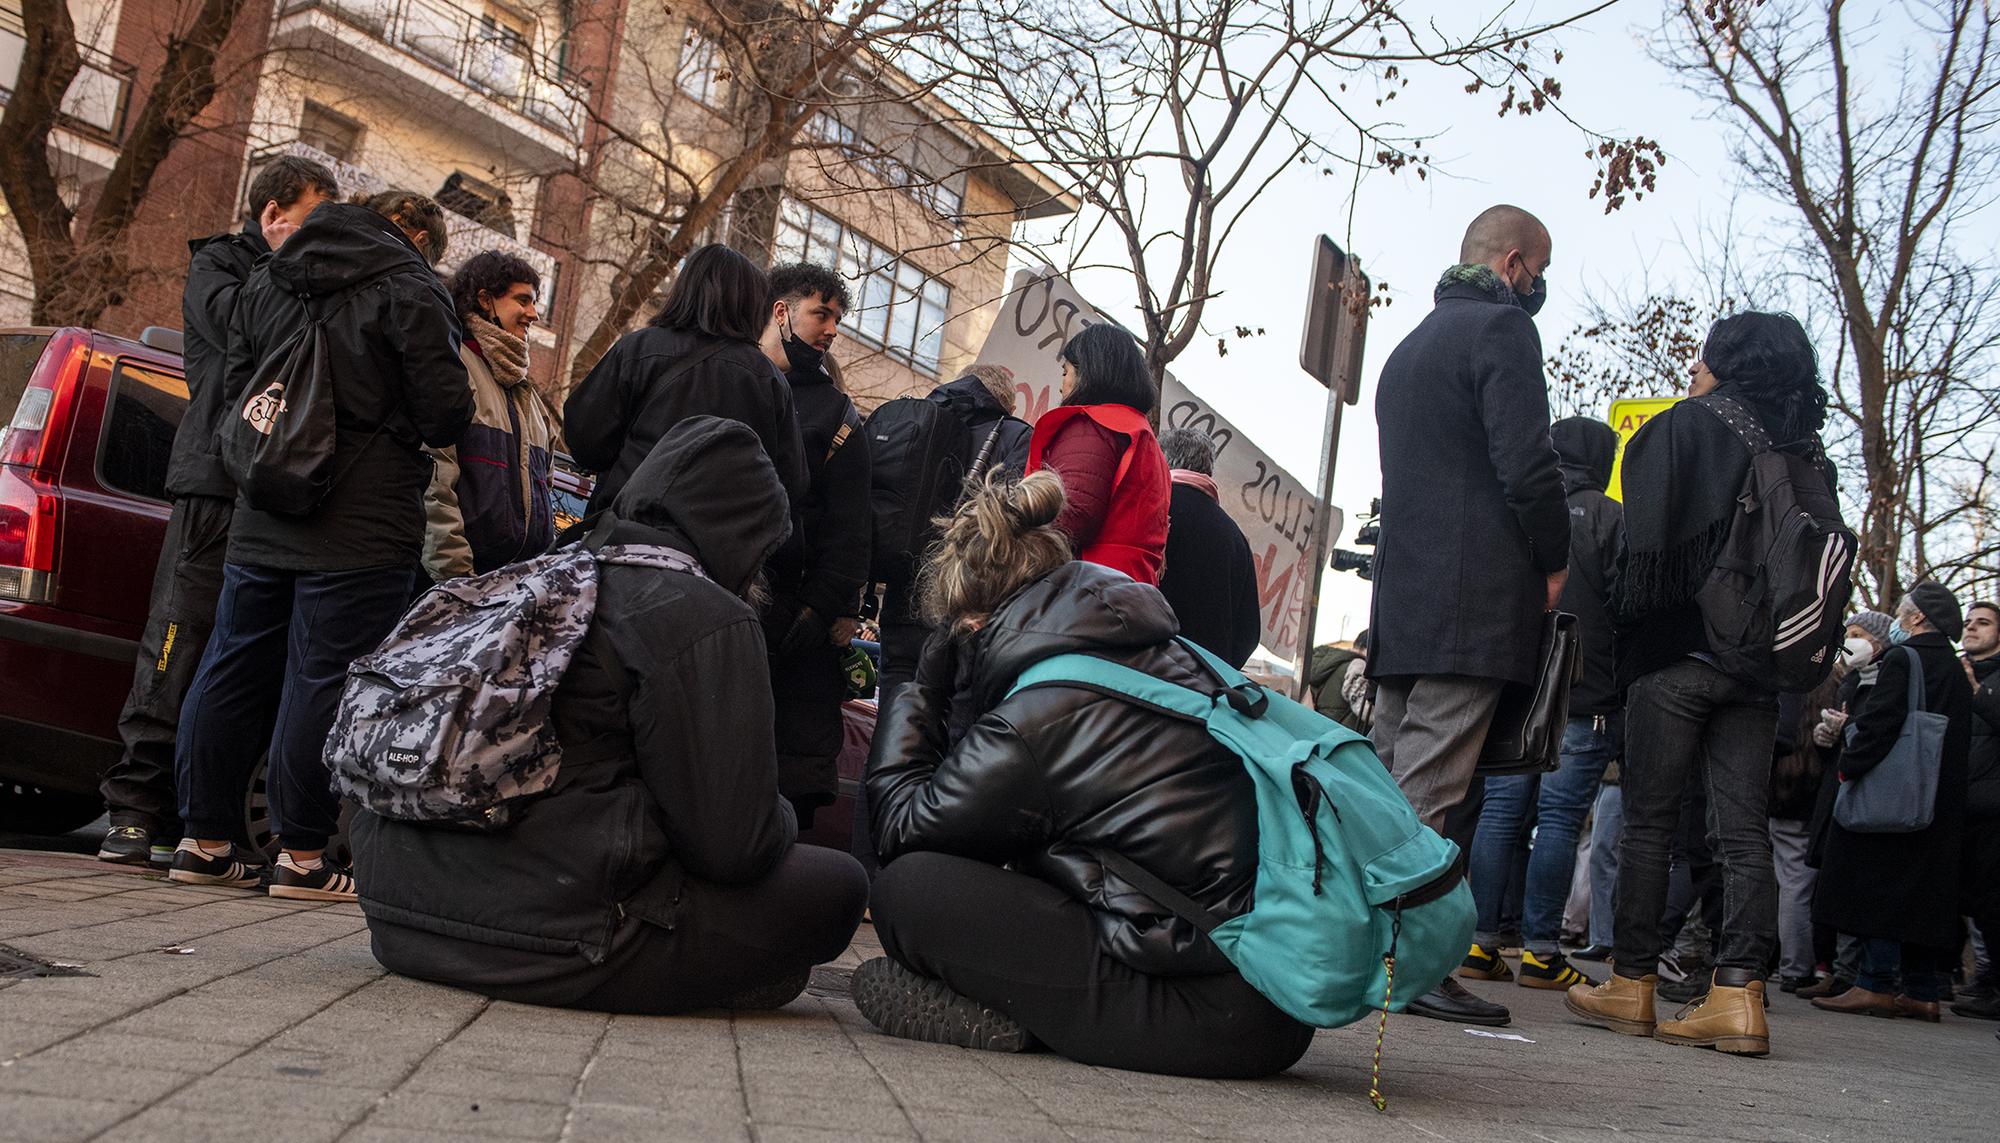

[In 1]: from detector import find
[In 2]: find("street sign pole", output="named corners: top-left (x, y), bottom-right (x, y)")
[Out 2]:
top-left (1290, 237), bottom-right (1369, 701)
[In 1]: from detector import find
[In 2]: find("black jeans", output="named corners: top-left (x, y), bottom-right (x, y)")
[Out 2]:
top-left (871, 852), bottom-right (1315, 1079)
top-left (177, 562), bottom-right (415, 851)
top-left (102, 495), bottom-right (233, 833)
top-left (1614, 658), bottom-right (1779, 976)
top-left (463, 845), bottom-right (868, 1014)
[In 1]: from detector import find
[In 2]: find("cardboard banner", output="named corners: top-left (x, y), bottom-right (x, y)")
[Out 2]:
top-left (973, 269), bottom-right (1338, 660)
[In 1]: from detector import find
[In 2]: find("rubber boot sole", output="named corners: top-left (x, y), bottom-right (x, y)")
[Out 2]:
top-left (96, 847), bottom-right (153, 866)
top-left (1654, 1028), bottom-right (1769, 1056)
top-left (851, 958), bottom-right (1031, 1052)
top-left (1563, 993), bottom-right (1655, 1037)
top-left (167, 867), bottom-right (262, 890)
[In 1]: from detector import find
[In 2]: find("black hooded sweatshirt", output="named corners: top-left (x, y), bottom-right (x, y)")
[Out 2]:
top-left (1550, 417), bottom-right (1624, 716)
top-left (222, 203), bottom-right (473, 572)
top-left (868, 561), bottom-right (1260, 977)
top-left (354, 417), bottom-right (798, 997)
top-left (169, 220), bottom-right (269, 500)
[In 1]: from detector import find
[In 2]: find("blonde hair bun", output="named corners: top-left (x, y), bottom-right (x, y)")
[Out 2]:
top-left (1010, 470), bottom-right (1066, 529)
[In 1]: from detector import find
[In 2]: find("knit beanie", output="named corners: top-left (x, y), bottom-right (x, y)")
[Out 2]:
top-left (1845, 609), bottom-right (1893, 645)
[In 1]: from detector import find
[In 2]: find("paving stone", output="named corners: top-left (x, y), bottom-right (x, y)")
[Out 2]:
top-left (565, 1102), bottom-right (752, 1142)
top-left (94, 1106), bottom-right (352, 1143)
top-left (159, 1073), bottom-right (383, 1121)
top-left (0, 1091), bottom-right (141, 1143)
top-left (0, 1058), bottom-right (190, 1104)
top-left (362, 1088), bottom-right (573, 1138)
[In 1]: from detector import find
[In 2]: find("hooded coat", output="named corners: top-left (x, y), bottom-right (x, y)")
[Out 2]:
top-left (169, 221), bottom-right (269, 500)
top-left (1159, 479), bottom-right (1261, 669)
top-left (565, 326), bottom-right (807, 519)
top-left (929, 375), bottom-right (1033, 477)
top-left (221, 203), bottom-right (473, 572)
top-left (354, 417), bottom-right (799, 997)
top-left (868, 562), bottom-right (1259, 977)
top-left (1368, 281), bottom-right (1569, 685)
top-left (1550, 417), bottom-right (1624, 716)
top-left (1812, 632), bottom-right (1971, 948)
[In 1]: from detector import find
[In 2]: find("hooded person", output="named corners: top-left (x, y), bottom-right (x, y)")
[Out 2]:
top-left (353, 417), bottom-right (869, 1014)
top-left (171, 193), bottom-right (474, 903)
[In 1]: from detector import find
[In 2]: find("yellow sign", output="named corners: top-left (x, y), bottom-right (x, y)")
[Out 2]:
top-left (1605, 397), bottom-right (1682, 501)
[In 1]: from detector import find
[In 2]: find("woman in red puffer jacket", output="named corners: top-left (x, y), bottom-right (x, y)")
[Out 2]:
top-left (1025, 323), bottom-right (1169, 585)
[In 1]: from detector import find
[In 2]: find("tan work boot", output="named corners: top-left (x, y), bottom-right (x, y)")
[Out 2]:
top-left (1565, 973), bottom-right (1657, 1036)
top-left (1655, 972), bottom-right (1769, 1056)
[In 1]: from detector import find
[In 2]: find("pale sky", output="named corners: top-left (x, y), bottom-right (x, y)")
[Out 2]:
top-left (1010, 1), bottom-right (1824, 646)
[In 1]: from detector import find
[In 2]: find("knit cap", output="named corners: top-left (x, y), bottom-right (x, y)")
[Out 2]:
top-left (1845, 609), bottom-right (1893, 645)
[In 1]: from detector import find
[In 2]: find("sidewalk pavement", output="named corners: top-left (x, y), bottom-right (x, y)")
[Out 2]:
top-left (1, 848), bottom-right (1994, 1143)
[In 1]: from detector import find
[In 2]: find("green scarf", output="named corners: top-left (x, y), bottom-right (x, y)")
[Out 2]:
top-left (1434, 263), bottom-right (1521, 307)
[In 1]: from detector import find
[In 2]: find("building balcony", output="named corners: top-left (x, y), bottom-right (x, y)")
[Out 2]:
top-left (273, 0), bottom-right (588, 172)
top-left (254, 141), bottom-right (560, 317)
top-left (0, 6), bottom-right (136, 173)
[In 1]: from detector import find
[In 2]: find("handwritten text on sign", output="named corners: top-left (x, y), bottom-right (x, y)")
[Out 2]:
top-left (973, 270), bottom-right (1339, 659)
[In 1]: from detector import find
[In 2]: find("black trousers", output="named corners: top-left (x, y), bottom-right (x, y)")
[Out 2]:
top-left (461, 845), bottom-right (868, 1015)
top-left (769, 629), bottom-right (846, 829)
top-left (853, 580), bottom-right (927, 880)
top-left (177, 562), bottom-right (415, 851)
top-left (871, 852), bottom-right (1315, 1079)
top-left (101, 495), bottom-right (233, 833)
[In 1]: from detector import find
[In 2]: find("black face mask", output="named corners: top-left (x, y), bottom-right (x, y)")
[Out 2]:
top-left (1518, 274), bottom-right (1547, 317)
top-left (781, 314), bottom-right (825, 375)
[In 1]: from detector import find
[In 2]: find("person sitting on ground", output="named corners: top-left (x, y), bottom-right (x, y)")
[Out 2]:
top-left (855, 470), bottom-right (1314, 1079)
top-left (1025, 323), bottom-right (1170, 585)
top-left (423, 251), bottom-right (564, 580)
top-left (1156, 427), bottom-right (1261, 669)
top-left (354, 418), bottom-right (869, 1013)
top-left (1811, 582), bottom-right (1973, 1023)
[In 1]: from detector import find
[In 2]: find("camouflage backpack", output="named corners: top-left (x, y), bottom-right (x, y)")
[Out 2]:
top-left (326, 538), bottom-right (704, 830)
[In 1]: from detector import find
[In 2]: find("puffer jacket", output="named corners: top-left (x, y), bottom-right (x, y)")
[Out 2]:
top-left (222, 203), bottom-right (473, 571)
top-left (354, 416), bottom-right (797, 994)
top-left (868, 561), bottom-right (1258, 976)
top-left (422, 333), bottom-right (562, 579)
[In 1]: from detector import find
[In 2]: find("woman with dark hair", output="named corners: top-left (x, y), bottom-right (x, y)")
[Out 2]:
top-left (854, 471), bottom-right (1314, 1077)
top-left (565, 243), bottom-right (806, 514)
top-left (1568, 309), bottom-right (1840, 1058)
top-left (1023, 323), bottom-right (1170, 584)
top-left (422, 251), bottom-right (564, 579)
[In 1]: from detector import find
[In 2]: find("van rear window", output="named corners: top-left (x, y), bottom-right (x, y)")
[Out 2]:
top-left (0, 333), bottom-right (53, 425)
top-left (100, 362), bottom-right (188, 502)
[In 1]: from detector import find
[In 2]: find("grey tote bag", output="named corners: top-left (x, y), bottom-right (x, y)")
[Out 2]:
top-left (1834, 646), bottom-right (1946, 834)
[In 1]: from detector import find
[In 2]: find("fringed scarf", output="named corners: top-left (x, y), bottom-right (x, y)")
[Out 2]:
top-left (1613, 398), bottom-right (1753, 621)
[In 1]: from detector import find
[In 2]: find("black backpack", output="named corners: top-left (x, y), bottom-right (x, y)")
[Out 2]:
top-left (219, 278), bottom-right (385, 516)
top-left (1691, 395), bottom-right (1857, 692)
top-left (864, 396), bottom-right (1001, 582)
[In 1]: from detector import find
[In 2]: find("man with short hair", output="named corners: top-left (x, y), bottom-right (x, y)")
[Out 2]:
top-left (1956, 600), bottom-right (2000, 1020)
top-left (759, 263), bottom-right (871, 825)
top-left (1369, 204), bottom-right (1569, 1027)
top-left (1156, 427), bottom-right (1260, 669)
top-left (97, 155), bottom-right (340, 866)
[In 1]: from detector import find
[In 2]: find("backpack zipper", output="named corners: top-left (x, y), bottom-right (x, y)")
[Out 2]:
top-left (1291, 764), bottom-right (1338, 896)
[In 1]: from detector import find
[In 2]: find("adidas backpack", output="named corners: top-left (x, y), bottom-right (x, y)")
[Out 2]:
top-left (1690, 394), bottom-right (1857, 692)
top-left (327, 533), bottom-right (704, 830)
top-left (1007, 639), bottom-right (1474, 1028)
top-left (865, 397), bottom-right (1002, 582)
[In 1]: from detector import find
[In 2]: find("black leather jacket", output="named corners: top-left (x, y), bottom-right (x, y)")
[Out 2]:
top-left (867, 562), bottom-right (1258, 976)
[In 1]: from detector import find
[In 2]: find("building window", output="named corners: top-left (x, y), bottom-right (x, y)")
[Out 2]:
top-left (676, 29), bottom-right (726, 108)
top-left (298, 101), bottom-right (362, 162)
top-left (772, 198), bottom-right (950, 375)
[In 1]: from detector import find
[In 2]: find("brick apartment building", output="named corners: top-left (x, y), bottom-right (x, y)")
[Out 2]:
top-left (0, 0), bottom-right (1072, 405)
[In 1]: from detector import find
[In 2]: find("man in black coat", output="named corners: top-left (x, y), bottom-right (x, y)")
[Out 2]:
top-left (1951, 600), bottom-right (1999, 1019)
top-left (96, 155), bottom-right (339, 867)
top-left (1157, 427), bottom-right (1260, 668)
top-left (1369, 204), bottom-right (1568, 1027)
top-left (758, 264), bottom-right (873, 824)
top-left (354, 417), bottom-right (868, 1012)
top-left (171, 194), bottom-right (472, 902)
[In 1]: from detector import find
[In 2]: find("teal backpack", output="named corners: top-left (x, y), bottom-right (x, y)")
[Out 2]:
top-left (1008, 639), bottom-right (1474, 1029)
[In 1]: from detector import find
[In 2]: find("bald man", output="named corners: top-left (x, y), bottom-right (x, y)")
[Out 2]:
top-left (1367, 204), bottom-right (1570, 1028)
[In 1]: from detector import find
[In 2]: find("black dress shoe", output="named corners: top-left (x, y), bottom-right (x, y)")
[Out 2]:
top-left (1406, 976), bottom-right (1511, 1026)
top-left (1571, 944), bottom-right (1613, 962)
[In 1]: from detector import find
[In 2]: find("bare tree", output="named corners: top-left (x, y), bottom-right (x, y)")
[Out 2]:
top-left (1658, 0), bottom-right (2000, 605)
top-left (1544, 291), bottom-right (1731, 419)
top-left (928, 0), bottom-right (1668, 385)
top-left (0, 0), bottom-right (257, 326)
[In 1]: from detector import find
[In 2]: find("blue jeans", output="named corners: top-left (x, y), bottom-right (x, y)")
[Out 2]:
top-left (1857, 938), bottom-right (1950, 1001)
top-left (1612, 658), bottom-right (1779, 976)
top-left (178, 562), bottom-right (416, 851)
top-left (1588, 785), bottom-right (1622, 948)
top-left (1522, 715), bottom-right (1622, 954)
top-left (1470, 774), bottom-right (1537, 944)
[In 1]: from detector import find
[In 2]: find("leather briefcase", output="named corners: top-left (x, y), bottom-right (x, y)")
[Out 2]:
top-left (1477, 611), bottom-right (1581, 776)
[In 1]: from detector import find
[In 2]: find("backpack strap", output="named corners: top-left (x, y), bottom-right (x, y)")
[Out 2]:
top-left (1690, 393), bottom-right (1773, 455)
top-left (1007, 646), bottom-right (1269, 723)
top-left (1095, 848), bottom-right (1227, 934)
top-left (825, 400), bottom-right (865, 465)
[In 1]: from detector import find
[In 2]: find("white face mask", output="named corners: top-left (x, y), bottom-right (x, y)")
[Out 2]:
top-left (1841, 637), bottom-right (1876, 669)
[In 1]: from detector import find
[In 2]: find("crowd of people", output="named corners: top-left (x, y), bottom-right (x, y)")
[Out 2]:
top-left (82, 170), bottom-right (1997, 1079)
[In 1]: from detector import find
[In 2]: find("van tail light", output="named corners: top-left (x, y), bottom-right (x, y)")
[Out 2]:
top-left (0, 466), bottom-right (58, 602)
top-left (0, 337), bottom-right (89, 470)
